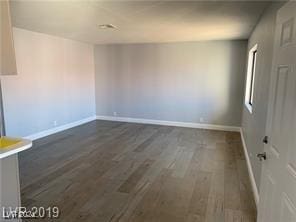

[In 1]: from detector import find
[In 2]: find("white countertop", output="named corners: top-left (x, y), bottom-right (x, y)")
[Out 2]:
top-left (0, 137), bottom-right (32, 159)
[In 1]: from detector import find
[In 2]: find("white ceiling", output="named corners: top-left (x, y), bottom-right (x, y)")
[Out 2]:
top-left (10, 1), bottom-right (271, 44)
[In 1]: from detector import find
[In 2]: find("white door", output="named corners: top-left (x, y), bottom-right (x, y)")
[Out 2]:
top-left (257, 2), bottom-right (296, 222)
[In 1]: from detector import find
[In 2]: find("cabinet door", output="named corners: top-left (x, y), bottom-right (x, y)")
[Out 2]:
top-left (0, 0), bottom-right (17, 76)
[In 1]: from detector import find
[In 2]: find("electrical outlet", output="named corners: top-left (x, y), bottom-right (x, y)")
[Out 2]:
top-left (113, 112), bottom-right (117, 116)
top-left (199, 117), bottom-right (204, 123)
top-left (53, 121), bottom-right (57, 126)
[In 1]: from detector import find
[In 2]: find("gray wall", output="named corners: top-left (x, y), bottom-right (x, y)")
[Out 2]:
top-left (1, 28), bottom-right (96, 137)
top-left (95, 41), bottom-right (247, 127)
top-left (241, 3), bottom-right (283, 191)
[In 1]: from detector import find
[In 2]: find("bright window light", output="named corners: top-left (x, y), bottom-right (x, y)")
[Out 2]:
top-left (245, 44), bottom-right (258, 114)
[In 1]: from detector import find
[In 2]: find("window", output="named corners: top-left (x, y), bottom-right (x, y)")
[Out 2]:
top-left (245, 44), bottom-right (258, 113)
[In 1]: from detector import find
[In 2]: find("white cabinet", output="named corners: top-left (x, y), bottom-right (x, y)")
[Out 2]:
top-left (0, 0), bottom-right (17, 76)
top-left (0, 155), bottom-right (21, 222)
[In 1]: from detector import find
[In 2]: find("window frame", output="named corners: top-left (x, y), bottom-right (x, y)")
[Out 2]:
top-left (245, 44), bottom-right (258, 114)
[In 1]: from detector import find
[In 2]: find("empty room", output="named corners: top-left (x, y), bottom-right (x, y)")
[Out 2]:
top-left (0, 0), bottom-right (296, 221)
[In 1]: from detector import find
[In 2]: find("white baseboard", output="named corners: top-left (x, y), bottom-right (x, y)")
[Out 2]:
top-left (25, 116), bottom-right (97, 141)
top-left (240, 128), bottom-right (259, 208)
top-left (96, 115), bottom-right (241, 132)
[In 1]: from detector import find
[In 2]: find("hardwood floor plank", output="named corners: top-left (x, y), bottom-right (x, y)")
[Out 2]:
top-left (205, 170), bottom-right (225, 222)
top-left (188, 171), bottom-right (212, 218)
top-left (186, 214), bottom-right (204, 222)
top-left (236, 160), bottom-right (257, 215)
top-left (224, 168), bottom-right (241, 211)
top-left (128, 169), bottom-right (172, 222)
top-left (109, 180), bottom-right (151, 222)
top-left (225, 209), bottom-right (256, 222)
top-left (19, 121), bottom-right (256, 222)
top-left (118, 159), bottom-right (155, 194)
top-left (170, 146), bottom-right (194, 178)
top-left (133, 126), bottom-right (172, 153)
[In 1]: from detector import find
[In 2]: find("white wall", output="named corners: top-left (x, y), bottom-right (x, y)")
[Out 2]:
top-left (1, 28), bottom-right (96, 137)
top-left (1, 29), bottom-right (248, 137)
top-left (95, 41), bottom-right (247, 127)
top-left (241, 3), bottom-right (284, 191)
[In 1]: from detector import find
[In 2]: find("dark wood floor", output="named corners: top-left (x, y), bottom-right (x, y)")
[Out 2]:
top-left (19, 120), bottom-right (256, 222)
